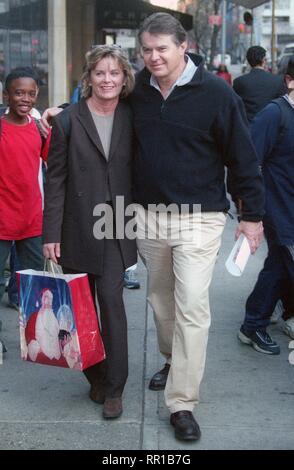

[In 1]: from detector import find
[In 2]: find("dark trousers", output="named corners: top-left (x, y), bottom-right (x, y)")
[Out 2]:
top-left (64, 238), bottom-right (128, 398)
top-left (7, 244), bottom-right (21, 305)
top-left (0, 237), bottom-right (43, 302)
top-left (243, 232), bottom-right (294, 332)
top-left (281, 281), bottom-right (294, 320)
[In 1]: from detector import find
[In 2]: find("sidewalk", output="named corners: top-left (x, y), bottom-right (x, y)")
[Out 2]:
top-left (0, 218), bottom-right (293, 450)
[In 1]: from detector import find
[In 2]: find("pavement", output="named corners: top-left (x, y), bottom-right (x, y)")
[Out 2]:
top-left (0, 217), bottom-right (293, 451)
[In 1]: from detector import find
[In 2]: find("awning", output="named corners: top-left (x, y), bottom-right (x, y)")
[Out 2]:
top-left (96, 0), bottom-right (193, 31)
top-left (0, 0), bottom-right (47, 30)
top-left (231, 0), bottom-right (269, 8)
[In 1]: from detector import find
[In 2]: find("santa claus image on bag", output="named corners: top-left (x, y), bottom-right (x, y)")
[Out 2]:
top-left (25, 288), bottom-right (68, 366)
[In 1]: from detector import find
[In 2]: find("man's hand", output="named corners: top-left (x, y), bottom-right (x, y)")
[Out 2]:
top-left (43, 243), bottom-right (61, 264)
top-left (40, 107), bottom-right (63, 138)
top-left (235, 220), bottom-right (264, 254)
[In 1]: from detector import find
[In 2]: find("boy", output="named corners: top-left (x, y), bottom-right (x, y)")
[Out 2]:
top-left (0, 68), bottom-right (50, 306)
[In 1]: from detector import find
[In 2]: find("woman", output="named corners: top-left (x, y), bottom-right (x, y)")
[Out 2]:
top-left (43, 46), bottom-right (137, 419)
top-left (216, 64), bottom-right (232, 86)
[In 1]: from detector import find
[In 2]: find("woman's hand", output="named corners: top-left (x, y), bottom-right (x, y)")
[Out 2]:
top-left (43, 243), bottom-right (61, 264)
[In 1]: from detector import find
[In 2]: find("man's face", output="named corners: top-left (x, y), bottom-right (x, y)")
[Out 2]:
top-left (5, 77), bottom-right (38, 117)
top-left (140, 32), bottom-right (187, 82)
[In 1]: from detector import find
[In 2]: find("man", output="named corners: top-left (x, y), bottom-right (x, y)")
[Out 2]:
top-left (238, 56), bottom-right (294, 354)
top-left (130, 13), bottom-right (264, 442)
top-left (233, 45), bottom-right (293, 332)
top-left (233, 46), bottom-right (286, 122)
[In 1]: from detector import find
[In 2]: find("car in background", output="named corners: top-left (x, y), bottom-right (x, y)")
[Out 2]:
top-left (282, 43), bottom-right (294, 55)
top-left (213, 54), bottom-right (231, 69)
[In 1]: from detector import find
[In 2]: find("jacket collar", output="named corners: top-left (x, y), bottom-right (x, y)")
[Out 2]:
top-left (136, 53), bottom-right (205, 89)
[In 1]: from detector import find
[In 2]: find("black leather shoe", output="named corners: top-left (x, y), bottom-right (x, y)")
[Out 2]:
top-left (149, 363), bottom-right (170, 391)
top-left (170, 411), bottom-right (201, 441)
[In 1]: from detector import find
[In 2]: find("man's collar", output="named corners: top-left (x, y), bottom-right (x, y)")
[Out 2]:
top-left (284, 93), bottom-right (294, 108)
top-left (150, 55), bottom-right (197, 96)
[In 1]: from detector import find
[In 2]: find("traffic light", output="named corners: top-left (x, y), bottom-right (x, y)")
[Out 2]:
top-left (238, 23), bottom-right (245, 33)
top-left (243, 11), bottom-right (253, 26)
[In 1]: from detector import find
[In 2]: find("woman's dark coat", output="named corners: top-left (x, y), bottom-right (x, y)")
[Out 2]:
top-left (43, 98), bottom-right (137, 275)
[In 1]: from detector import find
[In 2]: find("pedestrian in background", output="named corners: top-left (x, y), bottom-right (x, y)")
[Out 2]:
top-left (233, 46), bottom-right (286, 122)
top-left (216, 64), bottom-right (232, 85)
top-left (232, 45), bottom-right (293, 331)
top-left (238, 56), bottom-right (294, 354)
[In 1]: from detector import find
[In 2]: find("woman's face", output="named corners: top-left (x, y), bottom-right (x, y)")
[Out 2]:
top-left (89, 56), bottom-right (126, 102)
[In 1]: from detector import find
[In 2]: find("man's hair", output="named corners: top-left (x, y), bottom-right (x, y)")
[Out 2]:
top-left (4, 67), bottom-right (39, 91)
top-left (81, 45), bottom-right (135, 99)
top-left (286, 55), bottom-right (294, 79)
top-left (138, 13), bottom-right (187, 46)
top-left (246, 46), bottom-right (266, 67)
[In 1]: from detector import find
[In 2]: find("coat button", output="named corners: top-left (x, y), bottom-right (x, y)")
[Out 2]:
top-left (77, 192), bottom-right (83, 197)
top-left (80, 166), bottom-right (86, 171)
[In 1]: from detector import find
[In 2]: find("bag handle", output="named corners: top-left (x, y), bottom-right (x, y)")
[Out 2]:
top-left (43, 259), bottom-right (63, 276)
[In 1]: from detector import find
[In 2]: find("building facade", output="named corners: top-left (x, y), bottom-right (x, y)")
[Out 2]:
top-left (0, 0), bottom-right (192, 108)
top-left (0, 0), bottom-right (48, 108)
top-left (257, 0), bottom-right (294, 55)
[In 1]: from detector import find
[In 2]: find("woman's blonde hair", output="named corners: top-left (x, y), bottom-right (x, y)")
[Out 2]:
top-left (81, 45), bottom-right (135, 99)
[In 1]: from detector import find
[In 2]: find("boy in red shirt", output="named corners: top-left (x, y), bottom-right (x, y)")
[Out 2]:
top-left (0, 68), bottom-right (50, 305)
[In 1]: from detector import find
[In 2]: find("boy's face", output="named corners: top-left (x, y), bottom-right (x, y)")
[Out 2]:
top-left (4, 77), bottom-right (38, 117)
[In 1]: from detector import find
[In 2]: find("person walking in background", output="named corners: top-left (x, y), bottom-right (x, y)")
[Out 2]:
top-left (123, 264), bottom-right (140, 289)
top-left (43, 46), bottom-right (137, 420)
top-left (232, 45), bottom-right (293, 333)
top-left (233, 46), bottom-right (286, 122)
top-left (216, 64), bottom-right (232, 85)
top-left (131, 13), bottom-right (264, 442)
top-left (238, 56), bottom-right (294, 354)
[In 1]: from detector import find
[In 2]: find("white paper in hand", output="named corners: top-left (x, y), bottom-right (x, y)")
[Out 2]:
top-left (225, 234), bottom-right (251, 277)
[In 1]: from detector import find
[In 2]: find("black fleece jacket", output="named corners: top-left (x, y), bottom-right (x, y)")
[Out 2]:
top-left (129, 54), bottom-right (265, 221)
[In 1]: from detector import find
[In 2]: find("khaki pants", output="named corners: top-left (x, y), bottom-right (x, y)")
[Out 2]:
top-left (136, 208), bottom-right (226, 413)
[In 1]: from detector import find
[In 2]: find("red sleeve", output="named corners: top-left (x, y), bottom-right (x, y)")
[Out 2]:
top-left (41, 128), bottom-right (52, 162)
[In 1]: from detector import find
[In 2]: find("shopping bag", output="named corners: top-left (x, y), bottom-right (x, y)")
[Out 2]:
top-left (17, 269), bottom-right (105, 370)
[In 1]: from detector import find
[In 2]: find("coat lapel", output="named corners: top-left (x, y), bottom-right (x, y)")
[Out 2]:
top-left (76, 99), bottom-right (106, 159)
top-left (108, 102), bottom-right (125, 161)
